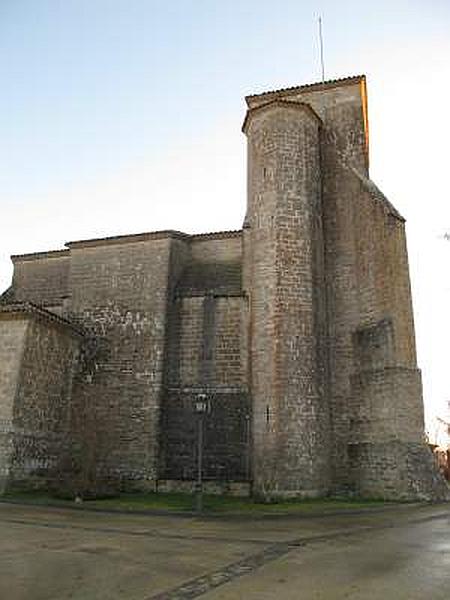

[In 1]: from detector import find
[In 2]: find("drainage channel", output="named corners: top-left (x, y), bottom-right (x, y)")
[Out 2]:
top-left (147, 541), bottom-right (302, 600)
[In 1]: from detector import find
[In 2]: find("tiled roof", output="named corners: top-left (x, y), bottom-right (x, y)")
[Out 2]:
top-left (11, 249), bottom-right (69, 262)
top-left (8, 230), bottom-right (243, 261)
top-left (190, 230), bottom-right (242, 241)
top-left (0, 302), bottom-right (85, 336)
top-left (66, 229), bottom-right (242, 249)
top-left (0, 286), bottom-right (15, 305)
top-left (245, 75), bottom-right (365, 105)
top-left (66, 230), bottom-right (189, 249)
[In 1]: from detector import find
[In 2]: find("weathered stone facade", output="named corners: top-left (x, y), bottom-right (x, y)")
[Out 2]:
top-left (0, 75), bottom-right (447, 500)
top-left (0, 304), bottom-right (82, 492)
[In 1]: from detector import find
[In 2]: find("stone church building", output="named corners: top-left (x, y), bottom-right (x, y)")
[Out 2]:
top-left (0, 75), bottom-right (447, 500)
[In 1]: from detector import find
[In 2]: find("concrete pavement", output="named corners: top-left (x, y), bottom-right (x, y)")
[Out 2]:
top-left (0, 502), bottom-right (449, 599)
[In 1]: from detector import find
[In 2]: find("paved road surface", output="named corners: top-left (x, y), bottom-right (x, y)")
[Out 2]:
top-left (0, 502), bottom-right (449, 599)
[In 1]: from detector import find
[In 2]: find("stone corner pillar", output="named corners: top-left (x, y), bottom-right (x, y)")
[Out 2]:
top-left (243, 100), bottom-right (331, 499)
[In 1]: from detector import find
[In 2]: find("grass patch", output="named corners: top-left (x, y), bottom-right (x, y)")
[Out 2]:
top-left (1, 489), bottom-right (398, 515)
top-left (1, 490), bottom-right (77, 507)
top-left (90, 493), bottom-right (392, 514)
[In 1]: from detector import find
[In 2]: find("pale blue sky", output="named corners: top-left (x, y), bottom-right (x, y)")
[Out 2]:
top-left (2, 0), bottom-right (447, 202)
top-left (1, 0), bottom-right (450, 432)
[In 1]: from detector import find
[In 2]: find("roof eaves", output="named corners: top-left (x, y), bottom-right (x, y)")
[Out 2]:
top-left (0, 302), bottom-right (86, 337)
top-left (11, 249), bottom-right (70, 263)
top-left (66, 229), bottom-right (243, 249)
top-left (190, 230), bottom-right (242, 241)
top-left (65, 230), bottom-right (190, 249)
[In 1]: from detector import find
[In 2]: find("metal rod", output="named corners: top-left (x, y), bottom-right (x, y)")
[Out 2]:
top-left (195, 413), bottom-right (203, 513)
top-left (245, 413), bottom-right (251, 479)
top-left (318, 16), bottom-right (325, 83)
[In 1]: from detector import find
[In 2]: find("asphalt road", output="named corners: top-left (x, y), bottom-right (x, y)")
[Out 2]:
top-left (0, 502), bottom-right (449, 599)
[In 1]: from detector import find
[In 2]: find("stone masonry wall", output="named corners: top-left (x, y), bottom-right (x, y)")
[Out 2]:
top-left (246, 79), bottom-right (369, 174)
top-left (0, 314), bottom-right (28, 492)
top-left (190, 234), bottom-right (242, 263)
top-left (244, 77), bottom-right (443, 500)
top-left (161, 390), bottom-right (251, 481)
top-left (67, 236), bottom-right (174, 490)
top-left (2, 77), bottom-right (444, 501)
top-left (346, 184), bottom-right (440, 499)
top-left (167, 295), bottom-right (246, 388)
top-left (306, 79), bottom-right (437, 498)
top-left (244, 101), bottom-right (330, 498)
top-left (0, 309), bottom-right (81, 492)
top-left (317, 83), bottom-right (370, 492)
top-left (352, 182), bottom-right (417, 367)
top-left (277, 78), bottom-right (424, 494)
top-left (161, 232), bottom-right (249, 483)
top-left (11, 251), bottom-right (70, 314)
top-left (8, 315), bottom-right (81, 490)
top-left (247, 81), bottom-right (371, 493)
top-left (172, 296), bottom-right (204, 385)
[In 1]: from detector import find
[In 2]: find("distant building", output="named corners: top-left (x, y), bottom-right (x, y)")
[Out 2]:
top-left (0, 76), bottom-right (447, 500)
top-left (428, 403), bottom-right (450, 482)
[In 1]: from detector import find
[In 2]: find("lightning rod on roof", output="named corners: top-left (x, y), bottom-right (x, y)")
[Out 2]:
top-left (318, 16), bottom-right (325, 83)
